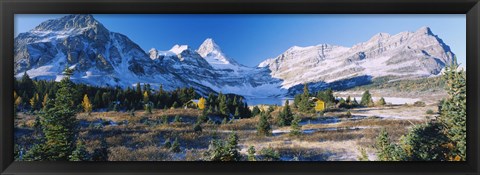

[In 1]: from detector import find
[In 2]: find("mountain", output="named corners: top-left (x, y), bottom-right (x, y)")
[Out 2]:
top-left (196, 38), bottom-right (242, 70)
top-left (149, 39), bottom-right (285, 97)
top-left (258, 26), bottom-right (456, 94)
top-left (14, 14), bottom-right (200, 92)
top-left (14, 14), bottom-right (456, 98)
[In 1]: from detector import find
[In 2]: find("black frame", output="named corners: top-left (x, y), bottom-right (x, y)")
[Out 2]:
top-left (1, 0), bottom-right (479, 174)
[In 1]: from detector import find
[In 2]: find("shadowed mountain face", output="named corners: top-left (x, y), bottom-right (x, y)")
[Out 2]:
top-left (14, 14), bottom-right (456, 97)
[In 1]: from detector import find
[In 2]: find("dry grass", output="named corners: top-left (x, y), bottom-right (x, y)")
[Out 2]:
top-left (15, 105), bottom-right (430, 161)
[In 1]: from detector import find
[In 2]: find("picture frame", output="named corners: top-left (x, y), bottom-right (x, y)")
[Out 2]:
top-left (1, 0), bottom-right (479, 174)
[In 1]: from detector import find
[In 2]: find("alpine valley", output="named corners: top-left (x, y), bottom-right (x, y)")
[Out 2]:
top-left (14, 14), bottom-right (457, 98)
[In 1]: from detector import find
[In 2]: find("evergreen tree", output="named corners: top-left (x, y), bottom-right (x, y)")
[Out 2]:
top-left (357, 148), bottom-right (369, 161)
top-left (144, 102), bottom-right (152, 114)
top-left (82, 94), bottom-right (93, 115)
top-left (290, 115), bottom-right (302, 136)
top-left (226, 132), bottom-right (241, 161)
top-left (247, 146), bottom-right (256, 161)
top-left (352, 98), bottom-right (359, 106)
top-left (298, 84), bottom-right (311, 112)
top-left (39, 76), bottom-right (79, 160)
top-left (69, 139), bottom-right (90, 161)
top-left (377, 97), bottom-right (386, 106)
top-left (218, 93), bottom-right (229, 116)
top-left (221, 117), bottom-right (228, 125)
top-left (399, 123), bottom-right (448, 161)
top-left (204, 133), bottom-right (241, 161)
top-left (93, 91), bottom-right (102, 109)
top-left (259, 147), bottom-right (280, 161)
top-left (173, 115), bottom-right (181, 123)
top-left (360, 90), bottom-right (373, 106)
top-left (278, 100), bottom-right (293, 126)
top-left (234, 107), bottom-right (240, 118)
top-left (164, 138), bottom-right (172, 148)
top-left (172, 101), bottom-right (179, 109)
top-left (375, 128), bottom-right (396, 161)
top-left (170, 137), bottom-right (181, 153)
top-left (252, 106), bottom-right (261, 117)
top-left (439, 64), bottom-right (466, 161)
top-left (19, 72), bottom-right (35, 100)
top-left (257, 112), bottom-right (272, 136)
top-left (193, 122), bottom-right (202, 133)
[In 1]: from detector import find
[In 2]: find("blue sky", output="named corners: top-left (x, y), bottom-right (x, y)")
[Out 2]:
top-left (15, 14), bottom-right (466, 67)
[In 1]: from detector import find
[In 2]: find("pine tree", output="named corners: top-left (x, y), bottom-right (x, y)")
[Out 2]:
top-left (144, 102), bottom-right (152, 114)
top-left (226, 132), bottom-right (240, 161)
top-left (193, 122), bottom-right (202, 133)
top-left (94, 91), bottom-right (102, 109)
top-left (247, 146), bottom-right (256, 161)
top-left (170, 137), bottom-right (181, 153)
top-left (375, 128), bottom-right (396, 161)
top-left (399, 123), bottom-right (448, 161)
top-left (20, 72), bottom-right (35, 100)
top-left (172, 101), bottom-right (179, 109)
top-left (357, 148), bottom-right (369, 161)
top-left (257, 112), bottom-right (272, 136)
top-left (377, 97), bottom-right (386, 106)
top-left (69, 139), bottom-right (90, 161)
top-left (290, 115), bottom-right (302, 136)
top-left (298, 84), bottom-right (311, 112)
top-left (218, 93), bottom-right (229, 116)
top-left (82, 94), bottom-right (93, 115)
top-left (39, 76), bottom-right (79, 160)
top-left (278, 100), bottom-right (293, 126)
top-left (352, 98), bottom-right (359, 106)
top-left (439, 64), bottom-right (466, 161)
top-left (164, 138), bottom-right (172, 148)
top-left (360, 90), bottom-right (373, 106)
top-left (234, 107), bottom-right (240, 118)
top-left (252, 106), bottom-right (261, 117)
top-left (222, 117), bottom-right (228, 125)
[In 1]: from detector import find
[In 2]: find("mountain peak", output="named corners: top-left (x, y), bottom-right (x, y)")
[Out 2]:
top-left (33, 14), bottom-right (101, 32)
top-left (196, 38), bottom-right (240, 67)
top-left (415, 26), bottom-right (433, 35)
top-left (197, 38), bottom-right (222, 57)
top-left (170, 45), bottom-right (190, 55)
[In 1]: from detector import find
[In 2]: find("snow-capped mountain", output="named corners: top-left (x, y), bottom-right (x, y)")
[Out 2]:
top-left (259, 26), bottom-right (456, 92)
top-left (14, 14), bottom-right (456, 98)
top-left (14, 14), bottom-right (193, 91)
top-left (196, 38), bottom-right (242, 70)
top-left (149, 39), bottom-right (285, 97)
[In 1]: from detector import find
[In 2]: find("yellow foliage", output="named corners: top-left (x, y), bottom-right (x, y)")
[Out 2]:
top-left (314, 100), bottom-right (325, 112)
top-left (82, 94), bottom-right (93, 115)
top-left (14, 91), bottom-right (22, 106)
top-left (29, 93), bottom-right (39, 108)
top-left (198, 97), bottom-right (206, 110)
top-left (42, 94), bottom-right (49, 109)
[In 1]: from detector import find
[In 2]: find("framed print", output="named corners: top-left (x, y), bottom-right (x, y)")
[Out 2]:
top-left (1, 0), bottom-right (479, 174)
